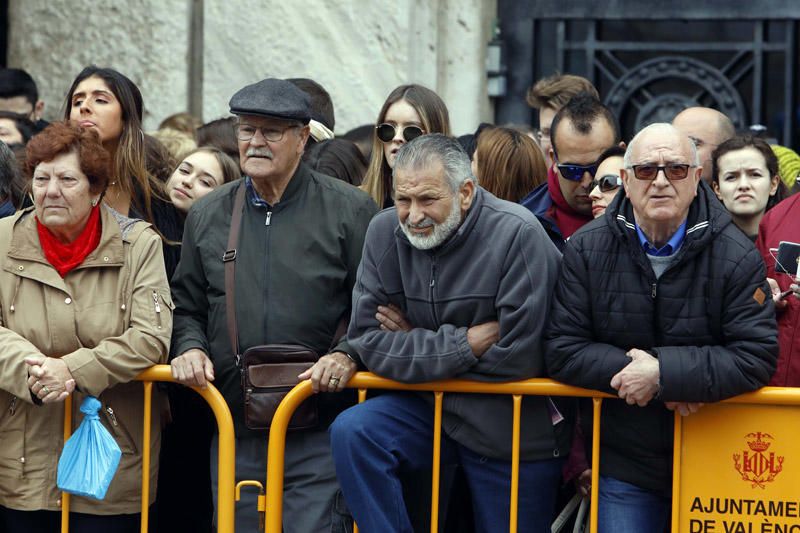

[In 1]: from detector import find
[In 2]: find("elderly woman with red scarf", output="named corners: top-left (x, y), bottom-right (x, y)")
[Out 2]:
top-left (0, 121), bottom-right (172, 533)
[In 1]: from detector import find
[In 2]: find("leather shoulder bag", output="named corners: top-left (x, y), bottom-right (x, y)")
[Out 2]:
top-left (224, 183), bottom-right (346, 431)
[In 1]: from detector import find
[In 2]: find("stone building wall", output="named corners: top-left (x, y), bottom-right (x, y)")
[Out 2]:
top-left (7, 0), bottom-right (496, 135)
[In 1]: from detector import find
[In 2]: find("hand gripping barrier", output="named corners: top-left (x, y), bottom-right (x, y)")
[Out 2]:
top-left (59, 364), bottom-right (236, 533)
top-left (264, 373), bottom-right (614, 533)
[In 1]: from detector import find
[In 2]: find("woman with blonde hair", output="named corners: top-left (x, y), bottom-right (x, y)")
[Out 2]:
top-left (472, 126), bottom-right (547, 202)
top-left (361, 84), bottom-right (451, 207)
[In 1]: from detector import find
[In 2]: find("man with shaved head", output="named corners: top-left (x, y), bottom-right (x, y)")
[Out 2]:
top-left (672, 106), bottom-right (736, 182)
top-left (545, 123), bottom-right (777, 532)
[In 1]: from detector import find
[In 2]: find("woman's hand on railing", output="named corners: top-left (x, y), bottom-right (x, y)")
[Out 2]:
top-left (26, 355), bottom-right (76, 403)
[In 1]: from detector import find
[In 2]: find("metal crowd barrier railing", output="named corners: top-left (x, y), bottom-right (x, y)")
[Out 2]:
top-left (264, 373), bottom-right (615, 533)
top-left (59, 364), bottom-right (236, 533)
top-left (264, 373), bottom-right (800, 533)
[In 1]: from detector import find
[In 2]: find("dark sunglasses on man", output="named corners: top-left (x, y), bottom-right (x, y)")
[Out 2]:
top-left (590, 174), bottom-right (622, 193)
top-left (376, 123), bottom-right (425, 143)
top-left (629, 163), bottom-right (692, 181)
top-left (553, 150), bottom-right (601, 182)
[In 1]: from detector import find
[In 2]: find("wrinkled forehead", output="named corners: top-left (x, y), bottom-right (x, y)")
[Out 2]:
top-left (394, 158), bottom-right (448, 190)
top-left (632, 130), bottom-right (693, 163)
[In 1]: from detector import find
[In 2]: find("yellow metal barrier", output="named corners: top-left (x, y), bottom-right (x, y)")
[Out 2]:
top-left (59, 364), bottom-right (236, 533)
top-left (671, 386), bottom-right (800, 533)
top-left (265, 372), bottom-right (614, 533)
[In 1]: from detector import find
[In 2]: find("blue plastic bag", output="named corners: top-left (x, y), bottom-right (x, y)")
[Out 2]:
top-left (57, 396), bottom-right (122, 500)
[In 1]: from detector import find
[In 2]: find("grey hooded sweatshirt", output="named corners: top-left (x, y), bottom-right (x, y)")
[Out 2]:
top-left (347, 187), bottom-right (571, 461)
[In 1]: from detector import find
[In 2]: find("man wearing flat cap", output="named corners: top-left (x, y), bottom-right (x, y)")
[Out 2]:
top-left (170, 78), bottom-right (377, 532)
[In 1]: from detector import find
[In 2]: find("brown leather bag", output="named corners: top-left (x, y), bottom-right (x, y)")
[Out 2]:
top-left (224, 183), bottom-right (346, 431)
top-left (239, 344), bottom-right (319, 431)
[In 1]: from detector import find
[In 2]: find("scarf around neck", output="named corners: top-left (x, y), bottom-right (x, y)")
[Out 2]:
top-left (36, 205), bottom-right (102, 277)
top-left (546, 165), bottom-right (593, 239)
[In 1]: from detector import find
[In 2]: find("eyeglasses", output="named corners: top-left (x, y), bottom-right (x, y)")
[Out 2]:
top-left (629, 163), bottom-right (692, 181)
top-left (590, 174), bottom-right (622, 193)
top-left (236, 124), bottom-right (298, 142)
top-left (555, 160), bottom-right (599, 182)
top-left (376, 123), bottom-right (425, 143)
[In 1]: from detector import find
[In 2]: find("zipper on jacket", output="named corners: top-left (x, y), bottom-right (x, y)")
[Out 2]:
top-left (651, 283), bottom-right (657, 299)
top-left (7, 396), bottom-right (16, 416)
top-left (104, 405), bottom-right (138, 454)
top-left (106, 406), bottom-right (119, 426)
top-left (265, 210), bottom-right (272, 226)
top-left (429, 258), bottom-right (439, 325)
top-left (152, 291), bottom-right (162, 329)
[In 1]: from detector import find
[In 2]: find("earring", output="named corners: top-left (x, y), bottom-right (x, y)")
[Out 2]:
top-left (91, 198), bottom-right (98, 207)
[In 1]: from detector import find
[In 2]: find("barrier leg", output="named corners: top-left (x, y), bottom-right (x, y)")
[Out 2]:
top-left (671, 411), bottom-right (682, 533)
top-left (61, 394), bottom-right (73, 533)
top-left (430, 392), bottom-right (443, 533)
top-left (509, 395), bottom-right (522, 533)
top-left (354, 389), bottom-right (367, 533)
top-left (140, 382), bottom-right (152, 533)
top-left (589, 398), bottom-right (602, 533)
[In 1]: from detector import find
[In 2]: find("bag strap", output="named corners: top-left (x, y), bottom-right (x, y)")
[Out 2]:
top-left (224, 183), bottom-right (247, 367)
top-left (550, 493), bottom-right (583, 532)
top-left (224, 181), bottom-right (348, 363)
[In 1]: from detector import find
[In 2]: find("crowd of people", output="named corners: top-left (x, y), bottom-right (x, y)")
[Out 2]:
top-left (0, 63), bottom-right (797, 533)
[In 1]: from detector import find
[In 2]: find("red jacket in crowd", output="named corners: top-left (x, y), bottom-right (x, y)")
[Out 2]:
top-left (756, 193), bottom-right (800, 386)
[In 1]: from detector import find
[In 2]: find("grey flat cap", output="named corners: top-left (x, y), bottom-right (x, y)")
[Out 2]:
top-left (229, 78), bottom-right (311, 124)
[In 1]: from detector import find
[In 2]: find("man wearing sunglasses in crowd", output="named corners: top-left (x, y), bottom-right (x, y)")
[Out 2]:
top-left (521, 92), bottom-right (621, 250)
top-left (544, 122), bottom-right (778, 533)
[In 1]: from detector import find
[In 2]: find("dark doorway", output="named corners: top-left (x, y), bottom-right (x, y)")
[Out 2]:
top-left (496, 0), bottom-right (800, 147)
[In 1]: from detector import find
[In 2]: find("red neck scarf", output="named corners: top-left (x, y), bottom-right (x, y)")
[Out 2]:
top-left (545, 165), bottom-right (593, 239)
top-left (36, 205), bottom-right (103, 277)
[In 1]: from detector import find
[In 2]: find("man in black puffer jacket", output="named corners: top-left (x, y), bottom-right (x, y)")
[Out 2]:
top-left (545, 123), bottom-right (778, 533)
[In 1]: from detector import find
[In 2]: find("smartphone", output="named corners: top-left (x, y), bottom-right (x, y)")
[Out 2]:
top-left (775, 241), bottom-right (800, 275)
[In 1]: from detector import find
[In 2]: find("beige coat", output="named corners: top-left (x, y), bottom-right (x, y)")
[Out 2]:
top-left (0, 206), bottom-right (173, 515)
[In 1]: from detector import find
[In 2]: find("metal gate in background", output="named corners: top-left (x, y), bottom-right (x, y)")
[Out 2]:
top-left (496, 0), bottom-right (800, 147)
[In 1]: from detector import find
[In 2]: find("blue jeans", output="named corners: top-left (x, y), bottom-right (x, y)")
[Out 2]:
top-left (598, 475), bottom-right (670, 533)
top-left (329, 392), bottom-right (563, 533)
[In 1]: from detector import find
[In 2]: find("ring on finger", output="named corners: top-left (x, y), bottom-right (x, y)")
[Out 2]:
top-left (41, 385), bottom-right (51, 395)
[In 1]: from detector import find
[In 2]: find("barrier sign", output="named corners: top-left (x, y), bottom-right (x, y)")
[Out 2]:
top-left (676, 403), bottom-right (800, 533)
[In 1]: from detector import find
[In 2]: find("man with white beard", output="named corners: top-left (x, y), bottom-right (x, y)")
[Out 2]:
top-left (329, 134), bottom-right (567, 532)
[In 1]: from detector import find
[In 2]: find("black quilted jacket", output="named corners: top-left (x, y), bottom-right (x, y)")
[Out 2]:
top-left (544, 181), bottom-right (778, 494)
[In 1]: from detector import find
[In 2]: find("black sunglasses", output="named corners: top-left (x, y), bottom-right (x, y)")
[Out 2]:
top-left (376, 123), bottom-right (425, 143)
top-left (590, 174), bottom-right (622, 193)
top-left (630, 163), bottom-right (692, 181)
top-left (553, 151), bottom-right (601, 182)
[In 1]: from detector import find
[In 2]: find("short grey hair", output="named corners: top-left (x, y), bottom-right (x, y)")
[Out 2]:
top-left (623, 122), bottom-right (700, 168)
top-left (393, 133), bottom-right (475, 192)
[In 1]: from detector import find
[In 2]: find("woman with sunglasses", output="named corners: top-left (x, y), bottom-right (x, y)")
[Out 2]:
top-left (589, 146), bottom-right (626, 218)
top-left (361, 84), bottom-right (451, 207)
